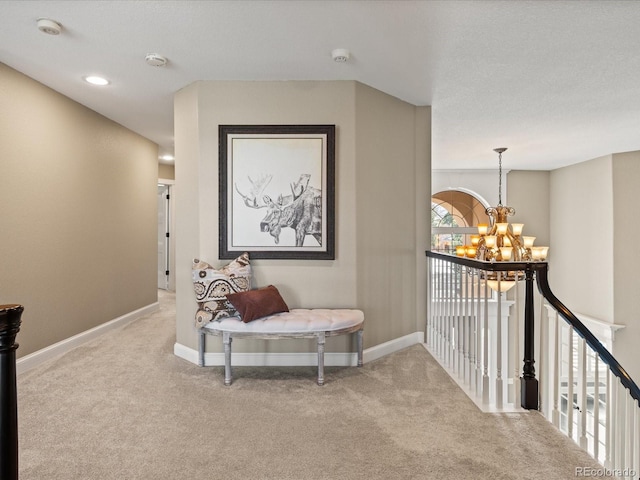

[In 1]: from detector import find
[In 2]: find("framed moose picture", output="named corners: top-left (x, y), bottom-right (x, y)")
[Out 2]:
top-left (218, 124), bottom-right (335, 260)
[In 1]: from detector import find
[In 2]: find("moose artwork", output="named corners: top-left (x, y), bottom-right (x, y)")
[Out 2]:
top-left (234, 173), bottom-right (322, 248)
top-left (219, 125), bottom-right (335, 260)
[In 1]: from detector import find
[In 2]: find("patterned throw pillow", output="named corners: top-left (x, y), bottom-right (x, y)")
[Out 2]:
top-left (192, 252), bottom-right (251, 328)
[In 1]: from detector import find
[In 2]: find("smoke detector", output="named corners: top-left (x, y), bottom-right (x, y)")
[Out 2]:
top-left (37, 18), bottom-right (62, 35)
top-left (145, 53), bottom-right (168, 67)
top-left (331, 48), bottom-right (350, 63)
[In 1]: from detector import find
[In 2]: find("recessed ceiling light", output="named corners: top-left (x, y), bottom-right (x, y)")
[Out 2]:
top-left (37, 18), bottom-right (62, 35)
top-left (159, 154), bottom-right (174, 161)
top-left (83, 76), bottom-right (110, 86)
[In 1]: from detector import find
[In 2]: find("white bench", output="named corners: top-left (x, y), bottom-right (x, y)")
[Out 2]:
top-left (198, 308), bottom-right (364, 386)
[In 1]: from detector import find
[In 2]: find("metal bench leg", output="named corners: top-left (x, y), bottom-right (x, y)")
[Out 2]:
top-left (223, 332), bottom-right (232, 386)
top-left (357, 329), bottom-right (364, 367)
top-left (198, 330), bottom-right (205, 367)
top-left (317, 332), bottom-right (325, 386)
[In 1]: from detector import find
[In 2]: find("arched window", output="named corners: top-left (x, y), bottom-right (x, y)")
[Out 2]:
top-left (431, 190), bottom-right (489, 254)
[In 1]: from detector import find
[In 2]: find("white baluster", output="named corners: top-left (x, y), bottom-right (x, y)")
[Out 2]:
top-left (634, 399), bottom-right (639, 480)
top-left (451, 265), bottom-right (456, 373)
top-left (568, 326), bottom-right (574, 441)
top-left (611, 375), bottom-right (619, 469)
top-left (438, 260), bottom-right (446, 360)
top-left (427, 257), bottom-right (432, 347)
top-left (462, 267), bottom-right (469, 382)
top-left (440, 262), bottom-right (449, 364)
top-left (457, 266), bottom-right (463, 376)
top-left (578, 337), bottom-right (588, 450)
top-left (438, 258), bottom-right (442, 353)
top-left (615, 381), bottom-right (625, 469)
top-left (514, 277), bottom-right (521, 408)
top-left (482, 277), bottom-right (490, 405)
top-left (446, 263), bottom-right (452, 367)
top-left (551, 310), bottom-right (560, 427)
top-left (469, 269), bottom-right (477, 393)
top-left (453, 265), bottom-right (462, 375)
top-left (625, 392), bottom-right (633, 473)
top-left (439, 259), bottom-right (444, 359)
top-left (450, 264), bottom-right (456, 367)
top-left (593, 354), bottom-right (600, 462)
top-left (429, 258), bottom-right (434, 350)
top-left (496, 272), bottom-right (503, 409)
top-left (605, 368), bottom-right (613, 469)
top-left (475, 271), bottom-right (482, 395)
top-left (538, 296), bottom-right (547, 415)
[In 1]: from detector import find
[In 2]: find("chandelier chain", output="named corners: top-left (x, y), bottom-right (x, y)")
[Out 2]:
top-left (498, 150), bottom-right (503, 205)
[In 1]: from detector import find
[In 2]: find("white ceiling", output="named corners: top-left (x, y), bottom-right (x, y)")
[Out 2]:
top-left (3, 0), bottom-right (640, 170)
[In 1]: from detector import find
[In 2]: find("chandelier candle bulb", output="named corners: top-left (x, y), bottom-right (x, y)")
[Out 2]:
top-left (511, 223), bottom-right (524, 236)
top-left (485, 235), bottom-right (497, 249)
top-left (496, 223), bottom-right (509, 235)
top-left (538, 246), bottom-right (549, 260)
top-left (531, 247), bottom-right (543, 261)
top-left (523, 236), bottom-right (536, 248)
top-left (503, 236), bottom-right (512, 247)
top-left (478, 224), bottom-right (489, 236)
top-left (500, 246), bottom-right (513, 261)
top-left (471, 234), bottom-right (480, 247)
top-left (456, 245), bottom-right (466, 257)
top-left (465, 246), bottom-right (477, 258)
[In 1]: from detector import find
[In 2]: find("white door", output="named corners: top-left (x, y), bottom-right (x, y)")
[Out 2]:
top-left (157, 184), bottom-right (170, 289)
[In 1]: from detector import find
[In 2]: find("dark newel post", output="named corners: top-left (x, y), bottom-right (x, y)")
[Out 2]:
top-left (520, 267), bottom-right (538, 409)
top-left (0, 304), bottom-right (23, 480)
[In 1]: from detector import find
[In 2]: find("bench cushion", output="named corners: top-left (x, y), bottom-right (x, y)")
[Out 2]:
top-left (203, 308), bottom-right (364, 335)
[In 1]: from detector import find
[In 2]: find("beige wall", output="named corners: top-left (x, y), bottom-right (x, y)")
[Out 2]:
top-left (507, 171), bottom-right (550, 249)
top-left (174, 80), bottom-right (431, 355)
top-left (549, 153), bottom-right (640, 381)
top-left (0, 63), bottom-right (158, 357)
top-left (550, 156), bottom-right (614, 321)
top-left (159, 163), bottom-right (175, 180)
top-left (611, 151), bottom-right (640, 381)
top-left (354, 83), bottom-right (431, 346)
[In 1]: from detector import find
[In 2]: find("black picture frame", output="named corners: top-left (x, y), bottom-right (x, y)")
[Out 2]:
top-left (219, 124), bottom-right (335, 260)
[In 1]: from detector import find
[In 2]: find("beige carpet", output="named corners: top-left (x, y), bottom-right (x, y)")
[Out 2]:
top-left (17, 290), bottom-right (602, 479)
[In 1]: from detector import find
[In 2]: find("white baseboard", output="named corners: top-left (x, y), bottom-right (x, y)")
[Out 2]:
top-left (173, 330), bottom-right (424, 367)
top-left (363, 331), bottom-right (425, 364)
top-left (17, 302), bottom-right (159, 375)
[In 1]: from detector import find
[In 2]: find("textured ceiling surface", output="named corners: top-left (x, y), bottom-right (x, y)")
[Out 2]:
top-left (3, 1), bottom-right (640, 170)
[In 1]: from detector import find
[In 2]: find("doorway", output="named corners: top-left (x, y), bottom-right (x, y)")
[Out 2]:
top-left (157, 183), bottom-right (171, 290)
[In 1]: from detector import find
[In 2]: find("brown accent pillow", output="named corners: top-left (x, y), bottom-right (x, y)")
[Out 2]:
top-left (226, 285), bottom-right (289, 323)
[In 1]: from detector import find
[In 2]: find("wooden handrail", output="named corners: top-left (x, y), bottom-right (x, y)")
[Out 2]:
top-left (535, 267), bottom-right (640, 403)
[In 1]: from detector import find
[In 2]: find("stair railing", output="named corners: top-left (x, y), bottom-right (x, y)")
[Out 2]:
top-left (536, 267), bottom-right (639, 473)
top-left (426, 251), bottom-right (639, 473)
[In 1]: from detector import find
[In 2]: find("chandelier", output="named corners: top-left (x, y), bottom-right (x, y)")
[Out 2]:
top-left (455, 148), bottom-right (548, 290)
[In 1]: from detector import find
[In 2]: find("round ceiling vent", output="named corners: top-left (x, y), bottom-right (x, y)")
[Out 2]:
top-left (37, 18), bottom-right (62, 35)
top-left (145, 53), bottom-right (168, 67)
top-left (331, 48), bottom-right (350, 63)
